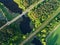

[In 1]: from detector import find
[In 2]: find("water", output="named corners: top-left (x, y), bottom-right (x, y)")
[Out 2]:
top-left (0, 0), bottom-right (22, 14)
top-left (32, 38), bottom-right (42, 45)
top-left (0, 0), bottom-right (32, 34)
top-left (20, 15), bottom-right (32, 34)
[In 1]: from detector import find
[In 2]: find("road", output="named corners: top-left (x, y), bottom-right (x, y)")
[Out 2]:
top-left (20, 7), bottom-right (60, 45)
top-left (46, 23), bottom-right (60, 45)
top-left (0, 0), bottom-right (44, 30)
top-left (46, 22), bottom-right (60, 41)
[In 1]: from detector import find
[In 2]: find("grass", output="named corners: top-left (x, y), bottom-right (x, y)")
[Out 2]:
top-left (47, 24), bottom-right (60, 45)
